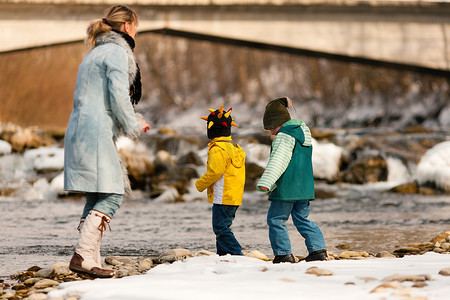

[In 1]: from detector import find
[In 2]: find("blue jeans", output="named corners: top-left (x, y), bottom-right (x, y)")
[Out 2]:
top-left (82, 193), bottom-right (123, 218)
top-left (267, 200), bottom-right (326, 256)
top-left (212, 204), bottom-right (243, 256)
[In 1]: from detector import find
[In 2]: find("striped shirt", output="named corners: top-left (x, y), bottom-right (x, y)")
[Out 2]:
top-left (256, 132), bottom-right (295, 191)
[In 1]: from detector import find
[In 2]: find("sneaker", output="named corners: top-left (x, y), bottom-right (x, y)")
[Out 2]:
top-left (273, 253), bottom-right (296, 264)
top-left (300, 250), bottom-right (328, 262)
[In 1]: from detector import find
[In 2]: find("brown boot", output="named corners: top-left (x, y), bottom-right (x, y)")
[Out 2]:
top-left (69, 210), bottom-right (114, 278)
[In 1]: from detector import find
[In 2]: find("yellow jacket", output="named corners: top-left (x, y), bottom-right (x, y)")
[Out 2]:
top-left (195, 136), bottom-right (246, 206)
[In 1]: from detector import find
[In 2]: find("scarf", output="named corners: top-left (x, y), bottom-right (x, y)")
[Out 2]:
top-left (111, 30), bottom-right (142, 106)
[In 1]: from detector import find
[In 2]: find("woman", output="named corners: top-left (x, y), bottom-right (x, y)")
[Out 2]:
top-left (64, 5), bottom-right (150, 278)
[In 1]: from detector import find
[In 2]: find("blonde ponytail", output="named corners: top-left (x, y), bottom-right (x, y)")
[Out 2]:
top-left (86, 5), bottom-right (139, 48)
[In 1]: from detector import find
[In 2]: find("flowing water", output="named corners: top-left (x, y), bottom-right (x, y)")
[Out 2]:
top-left (1, 182), bottom-right (449, 281)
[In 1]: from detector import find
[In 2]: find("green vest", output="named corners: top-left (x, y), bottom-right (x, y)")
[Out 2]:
top-left (268, 124), bottom-right (315, 201)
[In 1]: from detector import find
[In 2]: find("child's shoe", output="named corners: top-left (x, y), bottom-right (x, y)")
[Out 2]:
top-left (273, 253), bottom-right (296, 264)
top-left (301, 249), bottom-right (328, 262)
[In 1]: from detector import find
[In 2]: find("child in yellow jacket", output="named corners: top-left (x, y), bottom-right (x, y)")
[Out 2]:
top-left (195, 105), bottom-right (246, 255)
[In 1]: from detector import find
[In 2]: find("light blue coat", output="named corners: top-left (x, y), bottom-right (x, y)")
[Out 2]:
top-left (64, 31), bottom-right (141, 195)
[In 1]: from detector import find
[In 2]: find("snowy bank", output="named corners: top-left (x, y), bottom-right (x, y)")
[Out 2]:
top-left (416, 141), bottom-right (450, 192)
top-left (48, 253), bottom-right (450, 300)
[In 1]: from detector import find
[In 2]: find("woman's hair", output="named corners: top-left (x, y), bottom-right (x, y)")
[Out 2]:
top-left (86, 5), bottom-right (139, 47)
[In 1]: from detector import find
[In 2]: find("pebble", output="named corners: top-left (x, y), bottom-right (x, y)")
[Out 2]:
top-left (2, 231), bottom-right (450, 300)
top-left (439, 267), bottom-right (450, 276)
top-left (305, 267), bottom-right (334, 276)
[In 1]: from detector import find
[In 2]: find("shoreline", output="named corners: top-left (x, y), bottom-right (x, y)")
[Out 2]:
top-left (1, 231), bottom-right (449, 299)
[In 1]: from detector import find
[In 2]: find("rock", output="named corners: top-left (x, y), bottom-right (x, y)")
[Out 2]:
top-left (24, 292), bottom-right (47, 300)
top-left (376, 251), bottom-right (396, 258)
top-left (158, 248), bottom-right (193, 263)
top-left (23, 278), bottom-right (40, 287)
top-left (393, 247), bottom-right (421, 255)
top-left (433, 247), bottom-right (445, 253)
top-left (441, 243), bottom-right (450, 250)
top-left (33, 279), bottom-right (59, 289)
top-left (138, 258), bottom-right (154, 272)
top-left (389, 182), bottom-right (418, 194)
top-left (158, 127), bottom-right (177, 135)
top-left (383, 274), bottom-right (431, 282)
top-left (105, 256), bottom-right (136, 266)
top-left (340, 155), bottom-right (388, 184)
top-left (439, 267), bottom-right (450, 276)
top-left (119, 148), bottom-right (154, 190)
top-left (430, 232), bottom-right (450, 244)
top-left (336, 243), bottom-right (350, 250)
top-left (370, 282), bottom-right (406, 293)
top-left (338, 251), bottom-right (369, 259)
top-left (0, 292), bottom-right (16, 299)
top-left (9, 128), bottom-right (44, 152)
top-left (305, 267), bottom-right (334, 276)
top-left (52, 263), bottom-right (72, 277)
top-left (35, 268), bottom-right (55, 278)
top-left (105, 256), bottom-right (121, 266)
top-left (245, 250), bottom-right (269, 261)
top-left (177, 151), bottom-right (204, 166)
top-left (194, 250), bottom-right (216, 256)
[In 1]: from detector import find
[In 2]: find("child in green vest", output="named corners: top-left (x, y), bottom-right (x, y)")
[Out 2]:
top-left (257, 97), bottom-right (327, 263)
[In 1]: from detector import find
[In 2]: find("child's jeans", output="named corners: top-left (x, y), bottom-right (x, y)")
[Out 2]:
top-left (212, 204), bottom-right (243, 256)
top-left (82, 193), bottom-right (123, 219)
top-left (267, 199), bottom-right (326, 256)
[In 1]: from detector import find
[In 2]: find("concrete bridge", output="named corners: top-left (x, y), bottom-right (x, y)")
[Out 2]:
top-left (1, 0), bottom-right (450, 71)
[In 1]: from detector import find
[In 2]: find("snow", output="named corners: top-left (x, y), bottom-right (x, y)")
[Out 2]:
top-left (48, 252), bottom-right (450, 300)
top-left (416, 141), bottom-right (450, 192)
top-left (311, 138), bottom-right (343, 181)
top-left (23, 146), bottom-right (64, 171)
top-left (0, 139), bottom-right (12, 155)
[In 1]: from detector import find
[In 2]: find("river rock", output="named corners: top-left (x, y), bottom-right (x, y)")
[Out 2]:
top-left (439, 267), bottom-right (450, 276)
top-left (338, 251), bottom-right (369, 259)
top-left (383, 274), bottom-right (431, 282)
top-left (52, 262), bottom-right (72, 276)
top-left (244, 162), bottom-right (265, 190)
top-left (340, 155), bottom-right (388, 184)
top-left (24, 292), bottom-right (47, 300)
top-left (305, 267), bottom-right (334, 276)
top-left (33, 279), bottom-right (59, 289)
top-left (105, 256), bottom-right (136, 266)
top-left (9, 128), bottom-right (44, 152)
top-left (138, 258), bottom-right (154, 272)
top-left (245, 250), bottom-right (269, 261)
top-left (430, 231), bottom-right (450, 243)
top-left (389, 182), bottom-right (418, 194)
top-left (376, 251), bottom-right (396, 258)
top-left (119, 148), bottom-right (154, 190)
top-left (370, 282), bottom-right (406, 293)
top-left (158, 248), bottom-right (193, 263)
top-left (194, 249), bottom-right (216, 256)
top-left (393, 247), bottom-right (421, 255)
top-left (34, 268), bottom-right (55, 278)
top-left (177, 151), bottom-right (204, 166)
top-left (23, 278), bottom-right (40, 287)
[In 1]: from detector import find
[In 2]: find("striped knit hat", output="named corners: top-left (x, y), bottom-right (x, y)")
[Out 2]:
top-left (263, 97), bottom-right (293, 130)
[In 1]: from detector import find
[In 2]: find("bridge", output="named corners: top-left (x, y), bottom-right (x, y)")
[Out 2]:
top-left (2, 0), bottom-right (450, 72)
top-left (1, 0), bottom-right (450, 71)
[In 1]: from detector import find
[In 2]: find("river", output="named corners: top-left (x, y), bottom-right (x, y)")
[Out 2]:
top-left (1, 181), bottom-right (449, 281)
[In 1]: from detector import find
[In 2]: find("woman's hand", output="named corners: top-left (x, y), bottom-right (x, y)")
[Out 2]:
top-left (259, 186), bottom-right (269, 192)
top-left (141, 119), bottom-right (150, 133)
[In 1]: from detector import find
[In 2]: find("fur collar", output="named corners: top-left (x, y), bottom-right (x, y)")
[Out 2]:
top-left (95, 31), bottom-right (137, 85)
